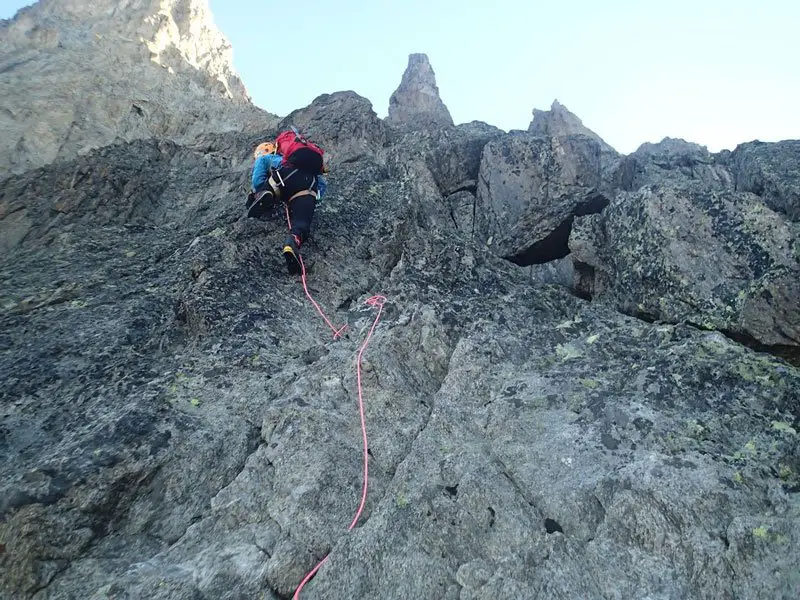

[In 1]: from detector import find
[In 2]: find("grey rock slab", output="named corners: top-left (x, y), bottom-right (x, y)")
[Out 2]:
top-left (570, 183), bottom-right (800, 349)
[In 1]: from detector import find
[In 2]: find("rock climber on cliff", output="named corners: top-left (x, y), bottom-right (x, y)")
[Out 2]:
top-left (245, 128), bottom-right (328, 275)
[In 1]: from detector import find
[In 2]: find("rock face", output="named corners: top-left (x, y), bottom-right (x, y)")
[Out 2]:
top-left (570, 184), bottom-right (800, 348)
top-left (2, 98), bottom-right (799, 600)
top-left (472, 101), bottom-right (622, 266)
top-left (615, 137), bottom-right (733, 192)
top-left (567, 137), bottom-right (800, 351)
top-left (386, 53), bottom-right (454, 130)
top-left (2, 21), bottom-right (800, 600)
top-left (0, 0), bottom-right (276, 177)
top-left (278, 91), bottom-right (389, 166)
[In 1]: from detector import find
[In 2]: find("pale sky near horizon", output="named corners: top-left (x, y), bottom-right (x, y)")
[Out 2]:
top-left (2, 0), bottom-right (798, 153)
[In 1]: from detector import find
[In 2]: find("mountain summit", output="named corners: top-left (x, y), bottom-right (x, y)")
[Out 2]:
top-left (386, 53), bottom-right (454, 129)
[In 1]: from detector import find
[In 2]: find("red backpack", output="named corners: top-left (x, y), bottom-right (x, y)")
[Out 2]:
top-left (276, 128), bottom-right (325, 175)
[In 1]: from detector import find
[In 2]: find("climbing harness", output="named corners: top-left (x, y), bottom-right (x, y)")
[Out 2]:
top-left (280, 202), bottom-right (387, 598)
top-left (265, 168), bottom-right (298, 201)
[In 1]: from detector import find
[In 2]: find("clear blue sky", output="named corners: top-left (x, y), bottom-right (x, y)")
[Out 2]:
top-left (2, 0), bottom-right (799, 153)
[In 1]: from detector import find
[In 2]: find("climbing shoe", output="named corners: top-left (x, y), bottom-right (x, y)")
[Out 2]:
top-left (282, 234), bottom-right (302, 275)
top-left (246, 191), bottom-right (275, 219)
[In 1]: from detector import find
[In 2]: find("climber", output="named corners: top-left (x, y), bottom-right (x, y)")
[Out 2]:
top-left (245, 129), bottom-right (328, 274)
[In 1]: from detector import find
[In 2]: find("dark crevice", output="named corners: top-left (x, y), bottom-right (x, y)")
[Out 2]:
top-left (505, 194), bottom-right (610, 266)
top-left (471, 194), bottom-right (477, 240)
top-left (574, 194), bottom-right (611, 217)
top-left (507, 217), bottom-right (573, 266)
top-left (0, 56), bottom-right (36, 76)
top-left (491, 455), bottom-right (539, 515)
top-left (448, 205), bottom-right (460, 232)
top-left (443, 181), bottom-right (477, 196)
top-left (544, 518), bottom-right (564, 534)
top-left (572, 261), bottom-right (594, 301)
top-left (622, 310), bottom-right (799, 367)
top-left (27, 560), bottom-right (71, 597)
top-left (628, 308), bottom-right (660, 325)
top-left (680, 317), bottom-right (800, 366)
top-left (717, 327), bottom-right (800, 367)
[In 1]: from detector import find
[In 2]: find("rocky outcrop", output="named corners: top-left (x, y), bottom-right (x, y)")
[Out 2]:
top-left (474, 132), bottom-right (611, 264)
top-left (406, 121), bottom-right (503, 197)
top-left (2, 21), bottom-right (800, 600)
top-left (563, 136), bottom-right (800, 352)
top-left (570, 183), bottom-right (800, 348)
top-left (730, 140), bottom-right (800, 221)
top-left (529, 100), bottom-right (614, 152)
top-left (615, 137), bottom-right (733, 192)
top-left (278, 91), bottom-right (388, 166)
top-left (470, 103), bottom-right (623, 266)
top-left (2, 124), bottom-right (799, 599)
top-left (0, 0), bottom-right (276, 178)
top-left (386, 53), bottom-right (454, 130)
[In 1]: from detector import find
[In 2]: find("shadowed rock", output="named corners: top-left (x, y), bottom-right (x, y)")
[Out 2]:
top-left (730, 140), bottom-right (800, 221)
top-left (475, 132), bottom-right (611, 265)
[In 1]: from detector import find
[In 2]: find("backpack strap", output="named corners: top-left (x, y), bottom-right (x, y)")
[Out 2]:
top-left (268, 168), bottom-right (298, 194)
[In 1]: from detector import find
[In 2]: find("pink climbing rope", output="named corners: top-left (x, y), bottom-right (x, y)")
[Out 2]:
top-left (350, 294), bottom-right (386, 529)
top-left (292, 294), bottom-right (387, 599)
top-left (299, 255), bottom-right (348, 339)
top-left (283, 202), bottom-right (347, 339)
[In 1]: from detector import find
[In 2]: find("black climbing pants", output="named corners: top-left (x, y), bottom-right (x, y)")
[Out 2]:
top-left (275, 167), bottom-right (317, 244)
top-left (287, 192), bottom-right (316, 243)
top-left (252, 166), bottom-right (318, 242)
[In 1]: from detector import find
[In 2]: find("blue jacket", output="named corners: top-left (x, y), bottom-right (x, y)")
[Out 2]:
top-left (251, 154), bottom-right (327, 197)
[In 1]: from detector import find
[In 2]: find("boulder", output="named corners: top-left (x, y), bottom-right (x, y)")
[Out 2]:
top-left (616, 137), bottom-right (733, 192)
top-left (570, 183), bottom-right (800, 348)
top-left (277, 91), bottom-right (388, 166)
top-left (730, 140), bottom-right (800, 221)
top-left (475, 132), bottom-right (610, 264)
